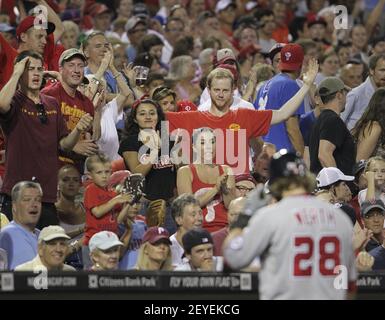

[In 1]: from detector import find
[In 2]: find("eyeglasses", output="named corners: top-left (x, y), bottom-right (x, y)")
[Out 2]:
top-left (35, 103), bottom-right (48, 124)
top-left (235, 186), bottom-right (254, 192)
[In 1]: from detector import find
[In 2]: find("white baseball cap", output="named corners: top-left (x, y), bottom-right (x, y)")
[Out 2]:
top-left (89, 231), bottom-right (123, 252)
top-left (317, 167), bottom-right (354, 188)
top-left (215, 0), bottom-right (236, 14)
top-left (38, 225), bottom-right (70, 243)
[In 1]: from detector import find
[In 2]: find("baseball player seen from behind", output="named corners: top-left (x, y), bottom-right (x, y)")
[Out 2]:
top-left (223, 150), bottom-right (357, 300)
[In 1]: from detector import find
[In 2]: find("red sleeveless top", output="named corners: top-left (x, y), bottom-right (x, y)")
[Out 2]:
top-left (189, 165), bottom-right (228, 233)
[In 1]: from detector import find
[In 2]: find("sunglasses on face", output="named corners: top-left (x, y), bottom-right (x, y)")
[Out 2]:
top-left (35, 103), bottom-right (48, 124)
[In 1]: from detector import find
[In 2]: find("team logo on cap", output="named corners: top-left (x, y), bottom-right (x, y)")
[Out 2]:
top-left (285, 52), bottom-right (292, 61)
top-left (158, 227), bottom-right (166, 234)
top-left (202, 237), bottom-right (209, 243)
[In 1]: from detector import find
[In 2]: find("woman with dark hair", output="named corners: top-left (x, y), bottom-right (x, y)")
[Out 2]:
top-left (118, 99), bottom-right (177, 233)
top-left (351, 88), bottom-right (385, 161)
top-left (137, 34), bottom-right (168, 74)
top-left (152, 86), bottom-right (177, 112)
top-left (177, 127), bottom-right (235, 233)
top-left (137, 34), bottom-right (164, 61)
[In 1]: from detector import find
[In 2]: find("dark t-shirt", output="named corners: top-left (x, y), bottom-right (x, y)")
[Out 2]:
top-left (365, 238), bottom-right (381, 253)
top-left (309, 109), bottom-right (356, 175)
top-left (119, 134), bottom-right (176, 201)
top-left (0, 90), bottom-right (68, 203)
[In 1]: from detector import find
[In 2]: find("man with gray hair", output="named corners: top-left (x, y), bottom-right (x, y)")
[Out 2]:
top-left (15, 225), bottom-right (75, 271)
top-left (169, 194), bottom-right (203, 267)
top-left (341, 53), bottom-right (385, 130)
top-left (0, 181), bottom-right (42, 270)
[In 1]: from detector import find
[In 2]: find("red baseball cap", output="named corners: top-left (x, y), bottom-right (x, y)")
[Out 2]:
top-left (16, 16), bottom-right (55, 39)
top-left (142, 227), bottom-right (171, 245)
top-left (177, 100), bottom-right (198, 112)
top-left (216, 63), bottom-right (238, 81)
top-left (108, 170), bottom-right (131, 189)
top-left (307, 16), bottom-right (327, 28)
top-left (278, 43), bottom-right (304, 72)
top-left (89, 3), bottom-right (112, 17)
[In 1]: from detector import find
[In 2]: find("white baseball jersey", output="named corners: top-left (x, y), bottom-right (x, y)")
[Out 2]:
top-left (224, 195), bottom-right (357, 300)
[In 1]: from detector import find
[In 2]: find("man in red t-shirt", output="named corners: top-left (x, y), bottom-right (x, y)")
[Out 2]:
top-left (165, 60), bottom-right (318, 174)
top-left (0, 0), bottom-right (64, 89)
top-left (42, 48), bottom-right (98, 173)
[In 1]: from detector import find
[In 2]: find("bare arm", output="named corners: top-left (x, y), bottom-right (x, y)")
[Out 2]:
top-left (318, 139), bottom-right (337, 168)
top-left (365, 171), bottom-right (376, 201)
top-left (286, 116), bottom-right (304, 156)
top-left (365, 0), bottom-right (385, 37)
top-left (122, 151), bottom-right (155, 176)
top-left (177, 166), bottom-right (219, 208)
top-left (242, 64), bottom-right (258, 103)
top-left (356, 122), bottom-right (381, 161)
top-left (36, 0), bottom-right (64, 43)
top-left (91, 193), bottom-right (132, 218)
top-left (110, 65), bottom-right (134, 113)
top-left (60, 114), bottom-right (93, 151)
top-left (271, 59), bottom-right (318, 125)
top-left (176, 166), bottom-right (193, 195)
top-left (221, 166), bottom-right (236, 209)
top-left (0, 57), bottom-right (29, 114)
top-left (116, 202), bottom-right (133, 224)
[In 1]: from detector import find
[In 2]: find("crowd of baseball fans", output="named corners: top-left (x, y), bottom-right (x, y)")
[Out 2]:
top-left (0, 0), bottom-right (385, 298)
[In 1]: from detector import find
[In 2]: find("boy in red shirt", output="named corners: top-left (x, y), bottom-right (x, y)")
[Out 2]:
top-left (83, 154), bottom-right (133, 245)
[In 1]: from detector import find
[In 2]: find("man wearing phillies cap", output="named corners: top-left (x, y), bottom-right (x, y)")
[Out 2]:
top-left (0, 0), bottom-right (64, 89)
top-left (255, 43), bottom-right (306, 156)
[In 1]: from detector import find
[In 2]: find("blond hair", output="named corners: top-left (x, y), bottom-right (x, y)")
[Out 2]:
top-left (85, 153), bottom-right (111, 173)
top-left (134, 242), bottom-right (173, 271)
top-left (62, 20), bottom-right (80, 35)
top-left (365, 156), bottom-right (385, 172)
top-left (206, 68), bottom-right (234, 88)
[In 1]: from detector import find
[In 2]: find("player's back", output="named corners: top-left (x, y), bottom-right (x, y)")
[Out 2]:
top-left (256, 195), bottom-right (356, 300)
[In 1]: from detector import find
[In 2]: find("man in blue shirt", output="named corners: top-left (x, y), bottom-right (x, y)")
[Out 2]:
top-left (0, 181), bottom-right (42, 270)
top-left (254, 43), bottom-right (305, 155)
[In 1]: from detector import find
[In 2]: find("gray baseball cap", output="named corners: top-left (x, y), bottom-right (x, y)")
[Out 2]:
top-left (125, 16), bottom-right (147, 33)
top-left (317, 77), bottom-right (351, 96)
top-left (59, 48), bottom-right (87, 66)
top-left (361, 199), bottom-right (385, 218)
